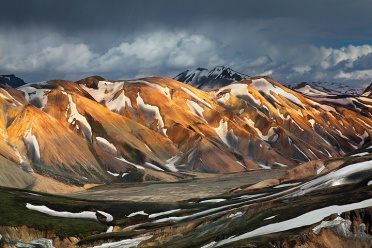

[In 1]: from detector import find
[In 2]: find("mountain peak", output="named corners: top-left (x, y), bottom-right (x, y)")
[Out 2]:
top-left (174, 66), bottom-right (250, 90)
top-left (0, 74), bottom-right (26, 88)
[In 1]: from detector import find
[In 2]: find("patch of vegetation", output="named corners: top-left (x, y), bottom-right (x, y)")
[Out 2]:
top-left (0, 187), bottom-right (105, 240)
top-left (86, 112), bottom-right (108, 138)
top-left (122, 143), bottom-right (145, 164)
top-left (145, 174), bottom-right (161, 181)
top-left (122, 167), bottom-right (144, 182)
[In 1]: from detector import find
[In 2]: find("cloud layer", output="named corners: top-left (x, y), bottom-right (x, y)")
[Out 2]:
top-left (0, 0), bottom-right (371, 86)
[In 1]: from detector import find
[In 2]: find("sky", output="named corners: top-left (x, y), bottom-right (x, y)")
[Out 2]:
top-left (1, 0), bottom-right (372, 87)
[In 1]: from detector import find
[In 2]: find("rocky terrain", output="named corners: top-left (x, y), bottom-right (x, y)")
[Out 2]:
top-left (1, 73), bottom-right (372, 247)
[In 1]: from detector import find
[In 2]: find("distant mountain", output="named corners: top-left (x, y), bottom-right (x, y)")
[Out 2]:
top-left (292, 82), bottom-right (372, 114)
top-left (285, 81), bottom-right (365, 95)
top-left (361, 82), bottom-right (372, 98)
top-left (174, 66), bottom-right (250, 90)
top-left (0, 74), bottom-right (26, 88)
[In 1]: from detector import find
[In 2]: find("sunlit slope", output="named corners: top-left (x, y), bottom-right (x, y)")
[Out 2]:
top-left (1, 74), bottom-right (372, 191)
top-left (80, 76), bottom-right (294, 171)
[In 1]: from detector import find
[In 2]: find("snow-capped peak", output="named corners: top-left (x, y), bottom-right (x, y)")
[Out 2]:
top-left (174, 66), bottom-right (250, 90)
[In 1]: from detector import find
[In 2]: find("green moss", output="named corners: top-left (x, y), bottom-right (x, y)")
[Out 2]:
top-left (122, 143), bottom-right (145, 164)
top-left (122, 167), bottom-right (144, 182)
top-left (0, 187), bottom-right (105, 240)
top-left (85, 112), bottom-right (108, 138)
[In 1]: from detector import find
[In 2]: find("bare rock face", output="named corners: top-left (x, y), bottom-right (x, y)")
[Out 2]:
top-left (0, 226), bottom-right (79, 248)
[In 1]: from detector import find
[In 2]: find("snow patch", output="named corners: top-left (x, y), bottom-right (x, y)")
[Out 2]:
top-left (293, 160), bottom-right (372, 196)
top-left (62, 92), bottom-right (92, 142)
top-left (351, 152), bottom-right (369, 157)
top-left (107, 171), bottom-right (120, 177)
top-left (185, 99), bottom-right (207, 122)
top-left (149, 209), bottom-right (181, 218)
top-left (244, 117), bottom-right (275, 141)
top-left (181, 86), bottom-right (212, 109)
top-left (23, 128), bottom-right (41, 162)
top-left (97, 210), bottom-right (113, 222)
top-left (213, 83), bottom-right (261, 106)
top-left (18, 85), bottom-right (50, 110)
top-left (273, 183), bottom-right (301, 189)
top-left (115, 156), bottom-right (145, 170)
top-left (165, 154), bottom-right (181, 172)
top-left (199, 199), bottom-right (226, 203)
top-left (264, 215), bottom-right (278, 220)
top-left (0, 88), bottom-right (22, 106)
top-left (26, 203), bottom-right (97, 221)
top-left (317, 166), bottom-right (325, 175)
top-left (127, 210), bottom-right (148, 218)
top-left (214, 197), bottom-right (372, 247)
top-left (91, 235), bottom-right (152, 248)
top-left (229, 212), bottom-right (243, 218)
top-left (312, 216), bottom-right (349, 235)
top-left (96, 137), bottom-right (117, 155)
top-left (136, 93), bottom-right (167, 137)
top-left (130, 80), bottom-right (171, 99)
top-left (251, 78), bottom-right (305, 107)
top-left (214, 119), bottom-right (238, 147)
top-left (357, 131), bottom-right (368, 145)
top-left (144, 162), bottom-right (164, 171)
top-left (236, 161), bottom-right (247, 169)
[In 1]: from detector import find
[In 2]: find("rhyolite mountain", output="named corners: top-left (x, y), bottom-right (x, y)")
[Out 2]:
top-left (3, 73), bottom-right (372, 248)
top-left (1, 74), bottom-right (372, 193)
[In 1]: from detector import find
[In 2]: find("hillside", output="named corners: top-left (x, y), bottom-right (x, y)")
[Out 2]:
top-left (1, 75), bottom-right (372, 193)
top-left (2, 74), bottom-right (372, 247)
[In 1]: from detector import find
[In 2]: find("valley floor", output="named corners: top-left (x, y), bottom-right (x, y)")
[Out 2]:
top-left (64, 169), bottom-right (286, 202)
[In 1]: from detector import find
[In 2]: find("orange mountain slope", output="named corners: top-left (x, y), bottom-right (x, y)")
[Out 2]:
top-left (1, 75), bottom-right (372, 192)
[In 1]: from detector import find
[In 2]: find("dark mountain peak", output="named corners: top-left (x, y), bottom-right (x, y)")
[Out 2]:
top-left (174, 66), bottom-right (250, 90)
top-left (0, 74), bottom-right (26, 88)
top-left (361, 82), bottom-right (372, 97)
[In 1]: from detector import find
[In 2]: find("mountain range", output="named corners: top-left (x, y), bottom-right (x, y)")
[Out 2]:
top-left (2, 69), bottom-right (372, 247)
top-left (1, 72), bottom-right (372, 193)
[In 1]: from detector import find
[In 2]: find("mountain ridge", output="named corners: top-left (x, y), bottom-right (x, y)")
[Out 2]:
top-left (174, 66), bottom-right (250, 90)
top-left (1, 74), bottom-right (372, 193)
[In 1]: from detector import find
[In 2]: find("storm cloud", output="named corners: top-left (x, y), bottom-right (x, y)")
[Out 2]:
top-left (1, 0), bottom-right (372, 86)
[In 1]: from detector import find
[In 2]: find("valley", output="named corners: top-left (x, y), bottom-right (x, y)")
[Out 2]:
top-left (1, 72), bottom-right (372, 247)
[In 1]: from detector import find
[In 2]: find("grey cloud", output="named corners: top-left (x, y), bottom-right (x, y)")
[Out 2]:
top-left (351, 53), bottom-right (372, 71)
top-left (1, 0), bottom-right (372, 86)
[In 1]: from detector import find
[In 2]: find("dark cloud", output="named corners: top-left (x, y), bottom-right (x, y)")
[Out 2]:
top-left (0, 0), bottom-right (372, 85)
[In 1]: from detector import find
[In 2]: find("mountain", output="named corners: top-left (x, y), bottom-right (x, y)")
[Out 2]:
top-left (0, 74), bottom-right (26, 88)
top-left (1, 75), bottom-right (372, 194)
top-left (174, 66), bottom-right (250, 90)
top-left (3, 74), bottom-right (372, 247)
top-left (293, 82), bottom-right (372, 116)
top-left (361, 82), bottom-right (372, 97)
top-left (285, 81), bottom-right (365, 95)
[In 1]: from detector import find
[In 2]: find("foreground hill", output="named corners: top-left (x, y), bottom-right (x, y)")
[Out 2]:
top-left (1, 75), bottom-right (372, 193)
